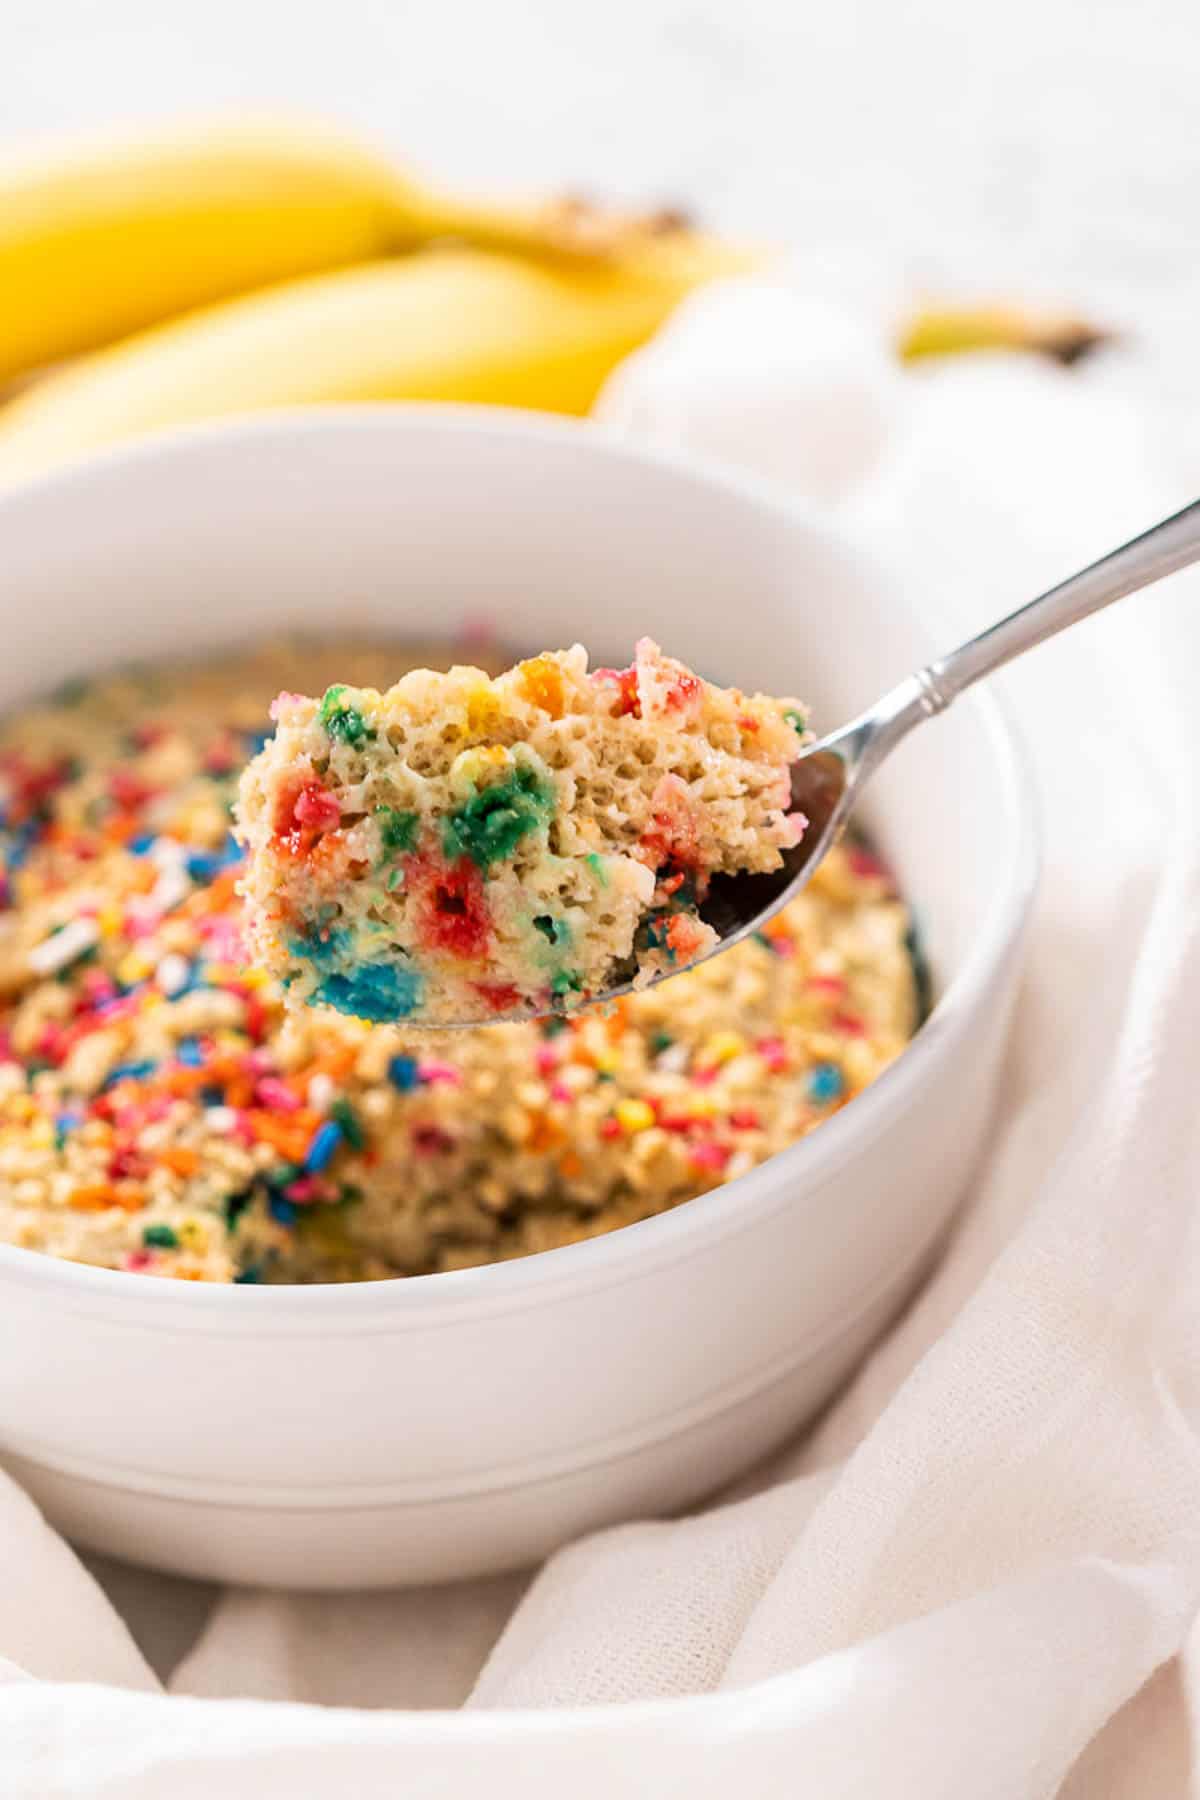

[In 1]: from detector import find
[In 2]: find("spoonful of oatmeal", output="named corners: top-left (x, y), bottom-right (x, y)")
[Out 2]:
top-left (234, 638), bottom-right (810, 1026)
top-left (236, 496), bottom-right (1200, 1028)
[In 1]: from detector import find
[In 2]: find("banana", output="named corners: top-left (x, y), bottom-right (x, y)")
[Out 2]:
top-left (898, 303), bottom-right (1107, 365)
top-left (0, 237), bottom-right (754, 479)
top-left (0, 115), bottom-right (697, 387)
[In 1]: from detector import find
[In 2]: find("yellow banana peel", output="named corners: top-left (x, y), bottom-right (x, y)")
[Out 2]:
top-left (0, 237), bottom-right (756, 480)
top-left (899, 302), bottom-right (1108, 364)
top-left (0, 115), bottom-right (716, 387)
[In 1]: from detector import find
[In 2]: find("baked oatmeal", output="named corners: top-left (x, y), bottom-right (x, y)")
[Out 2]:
top-left (235, 640), bottom-right (808, 1026)
top-left (0, 639), bottom-right (917, 1283)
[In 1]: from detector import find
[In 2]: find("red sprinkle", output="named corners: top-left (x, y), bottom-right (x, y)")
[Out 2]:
top-left (592, 665), bottom-right (641, 717)
top-left (690, 1142), bottom-right (731, 1172)
top-left (410, 855), bottom-right (491, 960)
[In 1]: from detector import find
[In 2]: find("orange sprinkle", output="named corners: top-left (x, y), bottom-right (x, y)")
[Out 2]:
top-left (517, 656), bottom-right (566, 719)
top-left (527, 1112), bottom-right (564, 1153)
top-left (161, 1146), bottom-right (199, 1177)
top-left (68, 1182), bottom-right (145, 1213)
top-left (558, 1151), bottom-right (583, 1179)
top-left (249, 1109), bottom-right (319, 1162)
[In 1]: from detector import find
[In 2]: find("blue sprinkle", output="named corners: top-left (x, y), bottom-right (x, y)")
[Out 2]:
top-left (199, 1083), bottom-right (224, 1105)
top-left (312, 962), bottom-right (423, 1023)
top-left (129, 833), bottom-right (157, 855)
top-left (268, 1194), bottom-right (298, 1226)
top-left (304, 1120), bottom-right (344, 1173)
top-left (234, 1265), bottom-right (263, 1284)
top-left (102, 1059), bottom-right (158, 1089)
top-left (245, 729), bottom-right (272, 756)
top-left (387, 1054), bottom-right (421, 1092)
top-left (175, 1037), bottom-right (204, 1067)
top-left (808, 1062), bottom-right (845, 1104)
top-left (289, 925), bottom-right (352, 973)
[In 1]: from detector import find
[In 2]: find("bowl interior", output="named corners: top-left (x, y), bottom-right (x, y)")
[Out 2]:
top-left (0, 407), bottom-right (1023, 1015)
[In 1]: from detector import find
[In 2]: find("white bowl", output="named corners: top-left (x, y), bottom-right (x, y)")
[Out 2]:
top-left (0, 409), bottom-right (1037, 1588)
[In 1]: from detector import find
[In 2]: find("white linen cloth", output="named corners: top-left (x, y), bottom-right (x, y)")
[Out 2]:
top-left (7, 271), bottom-right (1200, 1797)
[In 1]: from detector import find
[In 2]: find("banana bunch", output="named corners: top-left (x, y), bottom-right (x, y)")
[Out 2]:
top-left (0, 116), bottom-right (1103, 483)
top-left (0, 117), bottom-right (752, 480)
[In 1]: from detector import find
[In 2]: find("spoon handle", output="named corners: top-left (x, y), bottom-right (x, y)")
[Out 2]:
top-left (915, 496), bottom-right (1200, 714)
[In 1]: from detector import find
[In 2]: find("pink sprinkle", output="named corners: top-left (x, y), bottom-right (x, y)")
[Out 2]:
top-left (232, 1114), bottom-right (258, 1147)
top-left (756, 1036), bottom-right (788, 1074)
top-left (785, 811), bottom-right (809, 844)
top-left (123, 1250), bottom-right (154, 1272)
top-left (417, 1059), bottom-right (463, 1088)
top-left (808, 975), bottom-right (846, 996)
top-left (730, 1108), bottom-right (760, 1130)
top-left (256, 1077), bottom-right (300, 1113)
top-left (268, 691), bottom-right (305, 721)
top-left (691, 1065), bottom-right (719, 1087)
top-left (534, 1045), bottom-right (559, 1077)
top-left (599, 1117), bottom-right (622, 1140)
top-left (833, 1011), bottom-right (867, 1037)
top-left (283, 1176), bottom-right (330, 1203)
top-left (294, 783), bottom-right (342, 831)
top-left (690, 1142), bottom-right (731, 1173)
top-left (848, 846), bottom-right (890, 881)
top-left (549, 1080), bottom-right (572, 1103)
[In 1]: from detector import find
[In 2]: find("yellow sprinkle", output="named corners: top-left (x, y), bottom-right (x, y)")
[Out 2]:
top-left (117, 951), bottom-right (152, 986)
top-left (239, 967), bottom-right (270, 990)
top-left (689, 1094), bottom-right (720, 1120)
top-left (615, 1098), bottom-right (655, 1134)
top-left (97, 904), bottom-right (123, 937)
top-left (177, 1219), bottom-right (208, 1253)
top-left (699, 1031), bottom-right (746, 1066)
top-left (465, 687), bottom-right (502, 733)
top-left (593, 1048), bottom-right (620, 1077)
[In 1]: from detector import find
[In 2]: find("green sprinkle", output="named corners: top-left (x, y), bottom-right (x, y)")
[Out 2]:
top-left (541, 1016), bottom-right (569, 1038)
top-left (234, 1264), bottom-right (263, 1284)
top-left (442, 763), bottom-right (555, 869)
top-left (330, 1096), bottom-right (366, 1151)
top-left (142, 1223), bottom-right (179, 1249)
top-left (585, 852), bottom-right (609, 886)
top-left (52, 677), bottom-right (89, 707)
top-left (338, 1182), bottom-right (364, 1207)
top-left (784, 707), bottom-right (809, 735)
top-left (375, 806), bottom-right (419, 854)
top-left (650, 1030), bottom-right (674, 1054)
top-left (267, 1163), bottom-right (302, 1190)
top-left (551, 969), bottom-right (583, 998)
top-left (532, 914), bottom-right (570, 947)
top-left (386, 866), bottom-right (404, 892)
top-left (318, 685), bottom-right (375, 746)
top-left (224, 1188), bottom-right (252, 1227)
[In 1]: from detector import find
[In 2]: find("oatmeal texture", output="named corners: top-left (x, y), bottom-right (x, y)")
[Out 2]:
top-left (235, 640), bottom-right (808, 1027)
top-left (0, 639), bottom-right (917, 1283)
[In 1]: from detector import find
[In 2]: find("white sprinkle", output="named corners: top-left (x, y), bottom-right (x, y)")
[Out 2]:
top-left (28, 917), bottom-right (100, 976)
top-left (655, 1043), bottom-right (692, 1075)
top-left (147, 868), bottom-right (191, 915)
top-left (156, 953), bottom-right (191, 996)
top-left (307, 1073), bottom-right (335, 1114)
top-left (149, 836), bottom-right (187, 870)
top-left (203, 1106), bottom-right (237, 1135)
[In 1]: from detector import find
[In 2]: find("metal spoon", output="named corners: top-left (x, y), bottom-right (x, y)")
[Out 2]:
top-left (604, 494), bottom-right (1200, 1004)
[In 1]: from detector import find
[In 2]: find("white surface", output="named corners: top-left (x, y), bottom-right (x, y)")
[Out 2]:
top-left (0, 410), bottom-right (1031, 1586)
top-left (2, 302), bottom-right (1200, 1794)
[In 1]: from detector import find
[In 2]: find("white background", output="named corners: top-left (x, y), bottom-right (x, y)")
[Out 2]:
top-left (5, 0), bottom-right (1199, 318)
